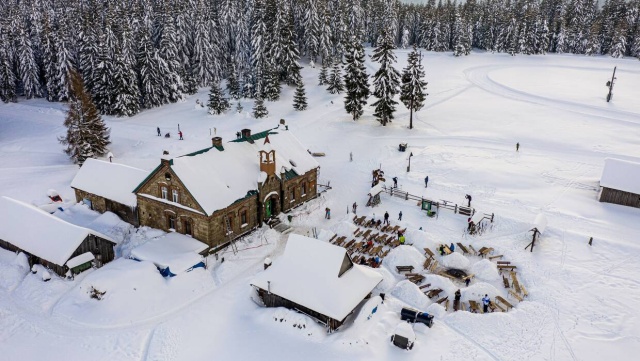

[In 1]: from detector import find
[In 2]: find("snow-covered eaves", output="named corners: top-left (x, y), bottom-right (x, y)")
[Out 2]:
top-left (66, 252), bottom-right (94, 269)
top-left (71, 158), bottom-right (148, 207)
top-left (250, 234), bottom-right (382, 321)
top-left (130, 232), bottom-right (208, 274)
top-left (0, 196), bottom-right (116, 266)
top-left (138, 194), bottom-right (206, 215)
top-left (600, 158), bottom-right (640, 195)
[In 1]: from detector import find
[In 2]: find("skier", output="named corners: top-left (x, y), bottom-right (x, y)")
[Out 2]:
top-left (482, 294), bottom-right (490, 313)
top-left (392, 177), bottom-right (398, 188)
top-left (352, 202), bottom-right (357, 214)
top-left (157, 127), bottom-right (161, 136)
top-left (516, 142), bottom-right (520, 152)
top-left (179, 130), bottom-right (183, 140)
top-left (398, 211), bottom-right (403, 221)
top-left (383, 211), bottom-right (390, 225)
top-left (424, 176), bottom-right (429, 188)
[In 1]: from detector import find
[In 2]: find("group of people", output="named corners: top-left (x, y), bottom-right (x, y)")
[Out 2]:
top-left (157, 127), bottom-right (183, 140)
top-left (438, 243), bottom-right (457, 256)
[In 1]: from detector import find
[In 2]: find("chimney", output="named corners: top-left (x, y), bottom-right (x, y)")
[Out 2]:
top-left (241, 128), bottom-right (252, 139)
top-left (212, 137), bottom-right (222, 148)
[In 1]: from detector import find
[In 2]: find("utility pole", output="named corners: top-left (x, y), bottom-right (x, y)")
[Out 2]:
top-left (606, 66), bottom-right (617, 102)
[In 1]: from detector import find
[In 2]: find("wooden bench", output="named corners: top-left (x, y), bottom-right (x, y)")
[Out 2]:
top-left (418, 283), bottom-right (432, 290)
top-left (509, 290), bottom-right (524, 302)
top-left (424, 248), bottom-right (435, 259)
top-left (510, 272), bottom-right (522, 294)
top-left (408, 274), bottom-right (425, 284)
top-left (497, 265), bottom-right (517, 273)
top-left (439, 272), bottom-right (458, 281)
top-left (445, 299), bottom-right (450, 311)
top-left (335, 236), bottom-right (347, 246)
top-left (520, 283), bottom-right (529, 297)
top-left (478, 247), bottom-right (493, 258)
top-left (497, 261), bottom-right (511, 265)
top-left (502, 275), bottom-right (510, 288)
top-left (456, 243), bottom-right (470, 254)
top-left (495, 296), bottom-right (514, 311)
top-left (389, 240), bottom-right (400, 248)
top-left (468, 300), bottom-right (482, 313)
top-left (435, 295), bottom-right (448, 305)
top-left (423, 257), bottom-right (432, 270)
top-left (328, 234), bottom-right (337, 243)
top-left (468, 244), bottom-right (478, 255)
top-left (428, 260), bottom-right (438, 273)
top-left (361, 229), bottom-right (372, 239)
top-left (389, 225), bottom-right (400, 233)
top-left (380, 249), bottom-right (390, 258)
top-left (396, 265), bottom-right (414, 273)
top-left (489, 255), bottom-right (504, 260)
top-left (489, 301), bottom-right (504, 312)
top-left (426, 288), bottom-right (443, 299)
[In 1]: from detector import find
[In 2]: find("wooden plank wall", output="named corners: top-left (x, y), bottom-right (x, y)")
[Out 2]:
top-left (257, 288), bottom-right (342, 331)
top-left (599, 187), bottom-right (640, 208)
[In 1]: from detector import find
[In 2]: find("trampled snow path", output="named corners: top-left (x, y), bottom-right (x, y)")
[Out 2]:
top-left (464, 64), bottom-right (640, 125)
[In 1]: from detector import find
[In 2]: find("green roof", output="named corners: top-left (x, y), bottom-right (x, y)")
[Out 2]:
top-left (283, 168), bottom-right (299, 180)
top-left (230, 127), bottom-right (279, 143)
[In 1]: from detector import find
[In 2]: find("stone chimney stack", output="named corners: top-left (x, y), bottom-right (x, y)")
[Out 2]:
top-left (212, 137), bottom-right (222, 148)
top-left (241, 128), bottom-right (252, 139)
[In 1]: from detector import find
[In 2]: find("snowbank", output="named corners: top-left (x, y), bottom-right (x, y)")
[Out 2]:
top-left (0, 250), bottom-right (30, 292)
top-left (470, 259), bottom-right (500, 282)
top-left (422, 274), bottom-right (458, 297)
top-left (440, 252), bottom-right (470, 269)
top-left (382, 245), bottom-right (426, 274)
top-left (389, 280), bottom-right (431, 310)
top-left (425, 303), bottom-right (447, 319)
top-left (461, 282), bottom-right (501, 303)
top-left (372, 267), bottom-right (397, 293)
top-left (330, 221), bottom-right (357, 238)
top-left (403, 229), bottom-right (438, 251)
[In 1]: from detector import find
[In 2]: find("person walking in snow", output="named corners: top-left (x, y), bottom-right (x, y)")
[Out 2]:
top-left (465, 194), bottom-right (472, 207)
top-left (325, 207), bottom-right (331, 219)
top-left (179, 130), bottom-right (183, 140)
top-left (465, 277), bottom-right (471, 287)
top-left (482, 294), bottom-right (490, 313)
top-left (398, 211), bottom-right (403, 221)
top-left (352, 202), bottom-right (357, 214)
top-left (383, 211), bottom-right (390, 225)
top-left (516, 142), bottom-right (520, 152)
top-left (424, 176), bottom-right (429, 188)
top-left (392, 177), bottom-right (398, 188)
top-left (157, 127), bottom-right (161, 136)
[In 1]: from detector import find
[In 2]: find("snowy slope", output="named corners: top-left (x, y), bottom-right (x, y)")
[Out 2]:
top-left (1, 51), bottom-right (640, 361)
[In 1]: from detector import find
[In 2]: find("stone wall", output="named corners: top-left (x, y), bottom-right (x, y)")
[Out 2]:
top-left (74, 188), bottom-right (106, 213)
top-left (282, 168), bottom-right (319, 212)
top-left (207, 194), bottom-right (259, 248)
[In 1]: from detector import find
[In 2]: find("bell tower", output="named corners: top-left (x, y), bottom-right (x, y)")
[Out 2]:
top-left (259, 135), bottom-right (275, 175)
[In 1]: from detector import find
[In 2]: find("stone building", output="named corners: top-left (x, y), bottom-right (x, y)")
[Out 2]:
top-left (71, 158), bottom-right (147, 226)
top-left (133, 127), bottom-right (320, 250)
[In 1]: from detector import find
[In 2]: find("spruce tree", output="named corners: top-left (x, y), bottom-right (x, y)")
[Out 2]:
top-left (252, 94), bottom-right (269, 118)
top-left (227, 65), bottom-right (241, 100)
top-left (371, 31), bottom-right (400, 126)
top-left (263, 67), bottom-right (281, 101)
top-left (326, 61), bottom-right (344, 94)
top-left (400, 46), bottom-right (428, 130)
top-left (236, 101), bottom-right (244, 113)
top-left (293, 81), bottom-right (308, 111)
top-left (318, 60), bottom-right (329, 85)
top-left (16, 26), bottom-right (41, 99)
top-left (343, 39), bottom-right (370, 121)
top-left (0, 39), bottom-right (17, 103)
top-left (207, 82), bottom-right (230, 115)
top-left (59, 70), bottom-right (110, 165)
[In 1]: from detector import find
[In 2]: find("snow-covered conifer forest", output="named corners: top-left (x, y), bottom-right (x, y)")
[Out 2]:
top-left (1, 0), bottom-right (640, 111)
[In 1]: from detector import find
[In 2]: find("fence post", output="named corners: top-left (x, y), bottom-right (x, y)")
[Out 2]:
top-left (405, 192), bottom-right (408, 200)
top-left (491, 213), bottom-right (494, 223)
top-left (454, 204), bottom-right (458, 214)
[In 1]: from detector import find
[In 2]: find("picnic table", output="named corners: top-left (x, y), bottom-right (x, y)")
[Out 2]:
top-left (354, 215), bottom-right (366, 225)
top-left (456, 243), bottom-right (470, 254)
top-left (478, 247), bottom-right (493, 258)
top-left (418, 283), bottom-right (432, 290)
top-left (509, 290), bottom-right (524, 302)
top-left (510, 272), bottom-right (523, 294)
top-left (344, 239), bottom-right (355, 250)
top-left (489, 301), bottom-right (505, 312)
top-left (435, 296), bottom-right (448, 305)
top-left (428, 260), bottom-right (438, 272)
top-left (424, 248), bottom-right (435, 259)
top-left (423, 257), bottom-right (432, 270)
top-left (335, 236), bottom-right (347, 246)
top-left (328, 234), bottom-right (337, 243)
top-left (495, 296), bottom-right (514, 310)
top-left (407, 274), bottom-right (425, 284)
top-left (497, 265), bottom-right (517, 273)
top-left (396, 265), bottom-right (414, 273)
top-left (489, 255), bottom-right (504, 260)
top-left (369, 245), bottom-right (383, 256)
top-left (426, 288), bottom-right (443, 299)
top-left (361, 229), bottom-right (372, 239)
top-left (468, 244), bottom-right (478, 255)
top-left (380, 249), bottom-right (390, 258)
top-left (468, 300), bottom-right (482, 313)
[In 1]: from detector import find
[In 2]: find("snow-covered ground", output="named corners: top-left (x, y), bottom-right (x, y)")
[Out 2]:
top-left (1, 51), bottom-right (640, 360)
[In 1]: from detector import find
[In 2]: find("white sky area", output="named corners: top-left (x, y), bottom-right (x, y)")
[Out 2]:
top-left (1, 49), bottom-right (639, 360)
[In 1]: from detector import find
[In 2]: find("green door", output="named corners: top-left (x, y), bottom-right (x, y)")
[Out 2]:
top-left (265, 198), bottom-right (272, 218)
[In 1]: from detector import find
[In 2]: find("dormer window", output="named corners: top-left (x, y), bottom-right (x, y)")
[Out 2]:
top-left (161, 186), bottom-right (168, 200)
top-left (172, 189), bottom-right (179, 203)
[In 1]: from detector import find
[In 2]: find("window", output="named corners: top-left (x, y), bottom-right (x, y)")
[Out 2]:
top-left (172, 189), bottom-right (179, 203)
top-left (184, 219), bottom-right (192, 236)
top-left (161, 187), bottom-right (168, 200)
top-left (241, 210), bottom-right (247, 225)
top-left (167, 214), bottom-right (176, 230)
top-left (290, 188), bottom-right (295, 201)
top-left (301, 182), bottom-right (307, 196)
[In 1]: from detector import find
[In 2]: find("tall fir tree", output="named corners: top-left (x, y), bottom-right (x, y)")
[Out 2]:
top-left (326, 61), bottom-right (344, 94)
top-left (293, 81), bottom-right (308, 111)
top-left (208, 81), bottom-right (231, 115)
top-left (15, 25), bottom-right (41, 99)
top-left (343, 39), bottom-right (370, 121)
top-left (318, 60), bottom-right (329, 85)
top-left (371, 31), bottom-right (400, 126)
top-left (400, 46), bottom-right (428, 130)
top-left (0, 35), bottom-right (17, 103)
top-left (59, 69), bottom-right (110, 165)
top-left (252, 91), bottom-right (269, 118)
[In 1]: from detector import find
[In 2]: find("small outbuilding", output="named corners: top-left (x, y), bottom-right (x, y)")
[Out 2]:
top-left (250, 234), bottom-right (383, 331)
top-left (599, 158), bottom-right (640, 208)
top-left (0, 196), bottom-right (117, 277)
top-left (71, 158), bottom-right (148, 225)
top-left (130, 232), bottom-right (208, 277)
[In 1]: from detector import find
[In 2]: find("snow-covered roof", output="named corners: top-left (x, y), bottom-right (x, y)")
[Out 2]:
top-left (71, 158), bottom-right (147, 207)
top-left (369, 183), bottom-right (384, 197)
top-left (130, 232), bottom-right (208, 274)
top-left (600, 158), bottom-right (640, 195)
top-left (0, 196), bottom-right (116, 266)
top-left (66, 252), bottom-right (94, 269)
top-left (168, 129), bottom-right (319, 215)
top-left (533, 213), bottom-right (547, 234)
top-left (250, 234), bottom-right (382, 321)
top-left (471, 211), bottom-right (484, 224)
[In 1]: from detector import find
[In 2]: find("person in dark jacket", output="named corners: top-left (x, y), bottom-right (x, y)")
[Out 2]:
top-left (398, 211), bottom-right (403, 221)
top-left (450, 243), bottom-right (455, 252)
top-left (157, 127), bottom-right (161, 136)
top-left (383, 211), bottom-right (390, 225)
top-left (424, 176), bottom-right (429, 188)
top-left (392, 177), bottom-right (398, 188)
top-left (482, 294), bottom-right (490, 313)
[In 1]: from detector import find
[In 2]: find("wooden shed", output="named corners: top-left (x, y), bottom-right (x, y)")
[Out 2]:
top-left (599, 158), bottom-right (640, 208)
top-left (250, 234), bottom-right (382, 331)
top-left (0, 196), bottom-right (117, 277)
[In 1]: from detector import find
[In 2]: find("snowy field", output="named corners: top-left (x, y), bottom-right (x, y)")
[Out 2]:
top-left (1, 50), bottom-right (640, 360)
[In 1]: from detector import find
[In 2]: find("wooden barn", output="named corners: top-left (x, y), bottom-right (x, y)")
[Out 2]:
top-left (0, 196), bottom-right (117, 277)
top-left (133, 127), bottom-right (320, 250)
top-left (250, 234), bottom-right (382, 331)
top-left (599, 158), bottom-right (640, 208)
top-left (71, 158), bottom-right (148, 226)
